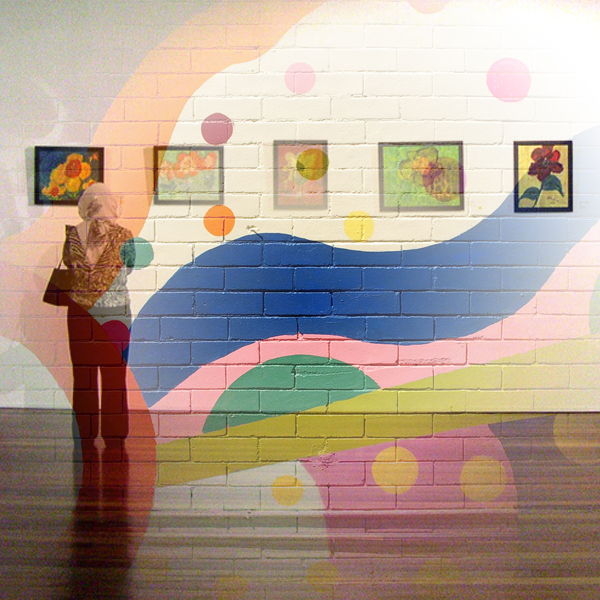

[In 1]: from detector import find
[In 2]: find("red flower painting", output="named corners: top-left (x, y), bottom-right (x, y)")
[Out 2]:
top-left (515, 141), bottom-right (571, 212)
top-left (528, 146), bottom-right (564, 182)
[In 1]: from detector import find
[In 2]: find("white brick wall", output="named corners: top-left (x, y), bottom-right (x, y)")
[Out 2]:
top-left (4, 6), bottom-right (600, 598)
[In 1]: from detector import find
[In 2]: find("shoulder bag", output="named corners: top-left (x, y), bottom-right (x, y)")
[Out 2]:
top-left (43, 260), bottom-right (74, 306)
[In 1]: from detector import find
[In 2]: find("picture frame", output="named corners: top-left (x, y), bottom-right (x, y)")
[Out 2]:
top-left (379, 142), bottom-right (464, 212)
top-left (514, 141), bottom-right (573, 212)
top-left (34, 146), bottom-right (104, 206)
top-left (154, 146), bottom-right (224, 204)
top-left (274, 140), bottom-right (329, 210)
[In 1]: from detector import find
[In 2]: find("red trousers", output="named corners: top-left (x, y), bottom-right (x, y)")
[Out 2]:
top-left (67, 302), bottom-right (129, 442)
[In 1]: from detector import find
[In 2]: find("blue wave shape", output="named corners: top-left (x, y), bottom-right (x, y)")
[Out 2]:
top-left (128, 197), bottom-right (598, 406)
top-left (129, 127), bottom-right (600, 406)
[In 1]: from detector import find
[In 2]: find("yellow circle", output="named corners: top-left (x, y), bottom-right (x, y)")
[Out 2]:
top-left (371, 446), bottom-right (418, 494)
top-left (296, 148), bottom-right (329, 180)
top-left (306, 561), bottom-right (340, 589)
top-left (460, 455), bottom-right (507, 502)
top-left (271, 475), bottom-right (304, 506)
top-left (216, 576), bottom-right (248, 600)
top-left (344, 211), bottom-right (375, 242)
top-left (554, 414), bottom-right (600, 465)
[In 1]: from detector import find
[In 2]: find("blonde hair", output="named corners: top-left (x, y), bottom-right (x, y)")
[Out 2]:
top-left (77, 183), bottom-right (120, 221)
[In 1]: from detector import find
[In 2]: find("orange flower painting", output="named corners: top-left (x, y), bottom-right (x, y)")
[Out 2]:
top-left (154, 146), bottom-right (223, 204)
top-left (35, 147), bottom-right (103, 205)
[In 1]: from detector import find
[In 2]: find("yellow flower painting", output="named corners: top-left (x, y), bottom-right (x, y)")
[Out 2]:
top-left (35, 147), bottom-right (103, 205)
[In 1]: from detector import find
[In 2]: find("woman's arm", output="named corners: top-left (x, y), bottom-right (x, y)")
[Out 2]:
top-left (62, 226), bottom-right (74, 268)
top-left (121, 230), bottom-right (136, 275)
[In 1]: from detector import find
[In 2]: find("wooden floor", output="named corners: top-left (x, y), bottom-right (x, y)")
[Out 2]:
top-left (2, 409), bottom-right (600, 599)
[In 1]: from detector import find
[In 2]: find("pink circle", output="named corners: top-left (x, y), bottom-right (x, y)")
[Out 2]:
top-left (284, 63), bottom-right (316, 94)
top-left (487, 58), bottom-right (531, 103)
top-left (201, 113), bottom-right (233, 145)
top-left (101, 320), bottom-right (131, 349)
top-left (408, 0), bottom-right (451, 14)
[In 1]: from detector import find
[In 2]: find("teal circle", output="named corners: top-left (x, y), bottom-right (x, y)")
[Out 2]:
top-left (120, 237), bottom-right (154, 270)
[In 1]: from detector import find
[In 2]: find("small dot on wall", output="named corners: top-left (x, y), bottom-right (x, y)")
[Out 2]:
top-left (371, 446), bottom-right (419, 494)
top-left (204, 205), bottom-right (235, 237)
top-left (120, 237), bottom-right (154, 269)
top-left (408, 0), bottom-right (452, 14)
top-left (285, 62), bottom-right (316, 94)
top-left (271, 475), bottom-right (304, 506)
top-left (296, 148), bottom-right (329, 181)
top-left (344, 211), bottom-right (374, 242)
top-left (201, 113), bottom-right (233, 145)
top-left (487, 58), bottom-right (531, 103)
top-left (460, 455), bottom-right (507, 502)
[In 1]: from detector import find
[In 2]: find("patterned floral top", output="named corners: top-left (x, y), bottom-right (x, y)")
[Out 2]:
top-left (62, 223), bottom-right (135, 311)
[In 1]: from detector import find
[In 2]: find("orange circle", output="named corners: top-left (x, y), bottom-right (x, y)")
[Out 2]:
top-left (204, 205), bottom-right (235, 237)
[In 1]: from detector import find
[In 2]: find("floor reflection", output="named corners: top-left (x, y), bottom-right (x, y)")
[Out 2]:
top-left (66, 440), bottom-right (132, 600)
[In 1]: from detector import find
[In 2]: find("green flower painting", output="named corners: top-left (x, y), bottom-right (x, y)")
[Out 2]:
top-left (379, 142), bottom-right (464, 211)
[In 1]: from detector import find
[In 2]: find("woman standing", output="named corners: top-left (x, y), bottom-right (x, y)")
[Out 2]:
top-left (62, 182), bottom-right (136, 599)
top-left (63, 182), bottom-right (135, 458)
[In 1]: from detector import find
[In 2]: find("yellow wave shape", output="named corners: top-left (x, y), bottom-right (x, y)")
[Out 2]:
top-left (156, 336), bottom-right (600, 486)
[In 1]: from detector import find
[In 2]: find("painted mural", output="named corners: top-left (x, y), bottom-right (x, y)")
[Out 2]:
top-left (2, 0), bottom-right (600, 598)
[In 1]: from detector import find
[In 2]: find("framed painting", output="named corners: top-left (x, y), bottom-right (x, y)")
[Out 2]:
top-left (274, 141), bottom-right (328, 209)
top-left (514, 141), bottom-right (573, 212)
top-left (154, 146), bottom-right (223, 204)
top-left (34, 146), bottom-right (103, 205)
top-left (379, 142), bottom-right (464, 212)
